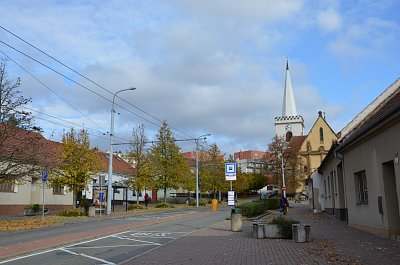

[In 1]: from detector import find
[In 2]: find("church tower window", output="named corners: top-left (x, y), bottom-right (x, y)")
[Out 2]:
top-left (319, 127), bottom-right (324, 144)
top-left (286, 131), bottom-right (293, 142)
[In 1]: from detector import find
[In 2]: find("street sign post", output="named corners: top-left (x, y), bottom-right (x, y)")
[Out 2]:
top-left (41, 169), bottom-right (48, 219)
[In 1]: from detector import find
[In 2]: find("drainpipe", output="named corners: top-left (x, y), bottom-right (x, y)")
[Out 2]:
top-left (334, 149), bottom-right (348, 224)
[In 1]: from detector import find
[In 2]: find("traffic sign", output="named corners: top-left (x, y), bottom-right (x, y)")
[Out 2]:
top-left (41, 169), bottom-right (48, 183)
top-left (225, 163), bottom-right (237, 181)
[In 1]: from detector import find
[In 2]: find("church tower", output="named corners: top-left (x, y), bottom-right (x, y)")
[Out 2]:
top-left (274, 60), bottom-right (304, 141)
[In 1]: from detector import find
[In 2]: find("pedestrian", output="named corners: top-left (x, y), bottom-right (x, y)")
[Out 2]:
top-left (144, 193), bottom-right (149, 208)
top-left (280, 194), bottom-right (288, 215)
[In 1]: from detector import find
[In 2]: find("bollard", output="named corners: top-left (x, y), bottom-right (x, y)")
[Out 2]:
top-left (292, 224), bottom-right (311, 242)
top-left (257, 224), bottom-right (265, 239)
top-left (231, 208), bottom-right (243, 232)
top-left (211, 199), bottom-right (218, 212)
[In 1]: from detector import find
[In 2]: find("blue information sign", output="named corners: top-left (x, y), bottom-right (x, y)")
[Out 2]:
top-left (41, 169), bottom-right (48, 183)
top-left (99, 192), bottom-right (105, 202)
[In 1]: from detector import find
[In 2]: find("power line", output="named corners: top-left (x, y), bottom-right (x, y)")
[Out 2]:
top-left (0, 49), bottom-right (106, 132)
top-left (0, 40), bottom-right (168, 134)
top-left (0, 25), bottom-right (194, 139)
top-left (25, 106), bottom-right (130, 143)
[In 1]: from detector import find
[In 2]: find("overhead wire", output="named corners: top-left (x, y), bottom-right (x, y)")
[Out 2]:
top-left (0, 49), bottom-right (106, 132)
top-left (25, 106), bottom-right (131, 143)
top-left (0, 40), bottom-right (167, 133)
top-left (0, 25), bottom-right (194, 139)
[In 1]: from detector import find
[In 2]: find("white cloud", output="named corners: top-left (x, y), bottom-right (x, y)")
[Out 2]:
top-left (329, 17), bottom-right (398, 59)
top-left (316, 9), bottom-right (342, 32)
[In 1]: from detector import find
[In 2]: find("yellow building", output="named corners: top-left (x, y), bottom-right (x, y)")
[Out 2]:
top-left (288, 111), bottom-right (338, 193)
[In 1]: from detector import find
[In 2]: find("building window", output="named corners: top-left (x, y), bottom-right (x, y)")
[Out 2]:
top-left (0, 180), bottom-right (15, 192)
top-left (355, 170), bottom-right (368, 204)
top-left (319, 128), bottom-right (324, 144)
top-left (53, 185), bottom-right (64, 195)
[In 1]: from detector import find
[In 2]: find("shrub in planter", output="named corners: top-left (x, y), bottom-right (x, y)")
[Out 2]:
top-left (155, 202), bottom-right (175, 208)
top-left (31, 204), bottom-right (40, 213)
top-left (268, 216), bottom-right (300, 239)
top-left (128, 204), bottom-right (144, 210)
top-left (57, 209), bottom-right (87, 217)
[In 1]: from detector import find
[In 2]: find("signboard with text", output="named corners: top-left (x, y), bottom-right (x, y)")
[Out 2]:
top-left (228, 191), bottom-right (235, 206)
top-left (225, 163), bottom-right (237, 181)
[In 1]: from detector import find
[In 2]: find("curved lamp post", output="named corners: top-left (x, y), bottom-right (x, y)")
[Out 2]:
top-left (107, 87), bottom-right (136, 215)
top-left (195, 133), bottom-right (211, 208)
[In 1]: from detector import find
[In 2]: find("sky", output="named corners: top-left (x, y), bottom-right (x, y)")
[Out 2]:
top-left (0, 0), bottom-right (399, 156)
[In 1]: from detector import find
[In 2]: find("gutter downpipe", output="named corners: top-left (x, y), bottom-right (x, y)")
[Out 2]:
top-left (334, 147), bottom-right (348, 224)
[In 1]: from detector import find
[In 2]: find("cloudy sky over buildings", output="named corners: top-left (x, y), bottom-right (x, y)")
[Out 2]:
top-left (0, 0), bottom-right (399, 155)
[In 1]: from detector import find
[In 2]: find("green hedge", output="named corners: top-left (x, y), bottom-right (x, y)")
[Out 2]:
top-left (239, 198), bottom-right (280, 217)
top-left (57, 209), bottom-right (87, 217)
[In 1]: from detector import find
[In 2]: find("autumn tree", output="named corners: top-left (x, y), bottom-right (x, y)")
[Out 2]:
top-left (265, 135), bottom-right (304, 194)
top-left (149, 120), bottom-right (190, 203)
top-left (51, 128), bottom-right (99, 208)
top-left (0, 58), bottom-right (47, 185)
top-left (126, 124), bottom-right (152, 205)
top-left (200, 143), bottom-right (226, 198)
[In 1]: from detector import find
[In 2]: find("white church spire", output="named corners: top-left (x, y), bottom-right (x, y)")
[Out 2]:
top-left (274, 59), bottom-right (304, 138)
top-left (282, 60), bottom-right (298, 117)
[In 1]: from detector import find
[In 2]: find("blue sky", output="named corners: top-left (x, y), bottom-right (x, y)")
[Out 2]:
top-left (0, 0), bottom-right (399, 155)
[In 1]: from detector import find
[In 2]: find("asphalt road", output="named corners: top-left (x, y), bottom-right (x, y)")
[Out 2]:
top-left (0, 207), bottom-right (230, 265)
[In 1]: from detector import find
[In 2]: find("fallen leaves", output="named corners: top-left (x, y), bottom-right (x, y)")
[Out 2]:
top-left (0, 217), bottom-right (58, 232)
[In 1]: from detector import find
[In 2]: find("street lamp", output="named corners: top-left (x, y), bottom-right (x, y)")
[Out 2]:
top-left (195, 133), bottom-right (211, 208)
top-left (281, 151), bottom-right (286, 198)
top-left (107, 87), bottom-right (136, 215)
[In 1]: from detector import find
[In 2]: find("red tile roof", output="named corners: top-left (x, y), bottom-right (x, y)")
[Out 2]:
top-left (0, 126), bottom-right (62, 167)
top-left (288, 135), bottom-right (307, 153)
top-left (95, 152), bottom-right (133, 175)
top-left (0, 125), bottom-right (134, 175)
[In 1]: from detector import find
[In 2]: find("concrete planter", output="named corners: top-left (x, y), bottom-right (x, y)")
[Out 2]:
top-left (23, 208), bottom-right (36, 216)
top-left (264, 224), bottom-right (284, 238)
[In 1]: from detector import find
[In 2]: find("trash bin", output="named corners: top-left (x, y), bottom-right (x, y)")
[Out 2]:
top-left (231, 208), bottom-right (242, 232)
top-left (292, 224), bottom-right (311, 242)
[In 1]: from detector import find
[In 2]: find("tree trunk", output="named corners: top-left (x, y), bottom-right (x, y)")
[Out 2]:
top-left (73, 186), bottom-right (77, 209)
top-left (163, 188), bottom-right (167, 203)
top-left (136, 188), bottom-right (140, 205)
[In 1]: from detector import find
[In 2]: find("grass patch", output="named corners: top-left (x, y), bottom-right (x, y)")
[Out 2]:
top-left (155, 202), bottom-right (175, 208)
top-left (128, 204), bottom-right (144, 210)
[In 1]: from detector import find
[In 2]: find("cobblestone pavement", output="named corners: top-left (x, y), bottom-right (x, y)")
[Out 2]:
top-left (125, 205), bottom-right (400, 265)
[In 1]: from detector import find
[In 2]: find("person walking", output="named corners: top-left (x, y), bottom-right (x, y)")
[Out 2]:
top-left (144, 193), bottom-right (149, 208)
top-left (280, 194), bottom-right (288, 215)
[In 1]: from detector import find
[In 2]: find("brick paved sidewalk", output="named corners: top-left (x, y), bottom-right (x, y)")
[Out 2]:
top-left (125, 205), bottom-right (400, 265)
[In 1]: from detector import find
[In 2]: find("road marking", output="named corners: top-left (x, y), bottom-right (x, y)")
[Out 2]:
top-left (60, 248), bottom-right (115, 265)
top-left (0, 248), bottom-right (57, 264)
top-left (65, 244), bottom-right (155, 249)
top-left (110, 235), bottom-right (162, 245)
top-left (0, 230), bottom-right (189, 264)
